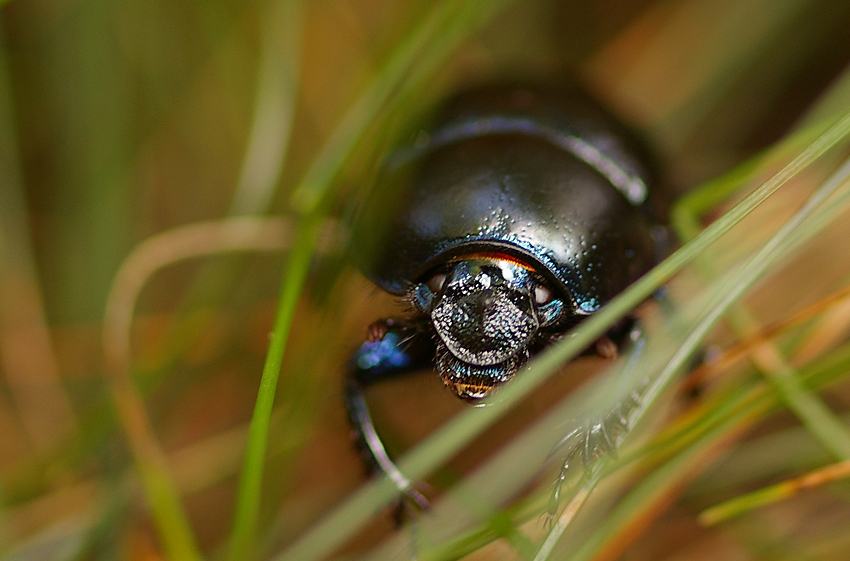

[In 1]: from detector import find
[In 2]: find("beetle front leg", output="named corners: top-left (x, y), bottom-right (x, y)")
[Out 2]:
top-left (345, 325), bottom-right (435, 517)
top-left (345, 377), bottom-right (429, 513)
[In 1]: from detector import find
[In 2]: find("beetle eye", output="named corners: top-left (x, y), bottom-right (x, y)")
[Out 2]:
top-left (534, 285), bottom-right (553, 306)
top-left (427, 273), bottom-right (448, 294)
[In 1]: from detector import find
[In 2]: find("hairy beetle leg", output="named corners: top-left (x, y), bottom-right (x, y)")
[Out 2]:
top-left (548, 323), bottom-right (649, 517)
top-left (366, 317), bottom-right (421, 343)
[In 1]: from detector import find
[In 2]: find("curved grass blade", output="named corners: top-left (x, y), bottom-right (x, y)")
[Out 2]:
top-left (102, 218), bottom-right (295, 561)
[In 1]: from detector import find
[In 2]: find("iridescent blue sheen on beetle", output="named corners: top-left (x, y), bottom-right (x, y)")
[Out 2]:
top-left (345, 83), bottom-right (667, 508)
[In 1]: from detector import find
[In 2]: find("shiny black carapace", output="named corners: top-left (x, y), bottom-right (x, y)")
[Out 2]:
top-left (346, 83), bottom-right (668, 507)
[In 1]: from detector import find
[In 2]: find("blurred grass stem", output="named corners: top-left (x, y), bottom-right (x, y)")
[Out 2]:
top-left (0, 26), bottom-right (77, 450)
top-left (229, 0), bottom-right (301, 216)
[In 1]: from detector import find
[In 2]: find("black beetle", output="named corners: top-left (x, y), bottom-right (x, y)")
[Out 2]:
top-left (346, 83), bottom-right (668, 509)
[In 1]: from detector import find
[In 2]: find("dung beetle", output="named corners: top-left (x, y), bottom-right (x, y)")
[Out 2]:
top-left (346, 83), bottom-right (668, 509)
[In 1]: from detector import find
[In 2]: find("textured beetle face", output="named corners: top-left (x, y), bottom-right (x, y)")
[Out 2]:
top-left (412, 258), bottom-right (564, 401)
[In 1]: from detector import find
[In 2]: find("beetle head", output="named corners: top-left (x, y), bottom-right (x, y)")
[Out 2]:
top-left (412, 257), bottom-right (564, 401)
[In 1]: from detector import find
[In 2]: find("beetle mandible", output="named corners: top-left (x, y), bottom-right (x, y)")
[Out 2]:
top-left (345, 82), bottom-right (668, 509)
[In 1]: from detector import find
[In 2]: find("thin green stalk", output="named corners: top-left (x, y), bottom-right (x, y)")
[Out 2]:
top-left (227, 221), bottom-right (319, 561)
top-left (700, 458), bottom-right (850, 525)
top-left (671, 114), bottom-right (837, 244)
top-left (228, 1), bottom-right (519, 558)
top-left (671, 109), bottom-right (850, 460)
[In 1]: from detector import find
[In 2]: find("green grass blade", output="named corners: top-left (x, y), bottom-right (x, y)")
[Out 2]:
top-left (227, 221), bottom-right (319, 561)
top-left (228, 1), bottom-right (519, 559)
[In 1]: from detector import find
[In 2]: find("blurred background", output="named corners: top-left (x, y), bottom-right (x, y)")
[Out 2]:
top-left (2, 0), bottom-right (850, 559)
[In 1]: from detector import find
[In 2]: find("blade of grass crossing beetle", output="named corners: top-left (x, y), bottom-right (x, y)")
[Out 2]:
top-left (366, 110), bottom-right (850, 559)
top-left (276, 107), bottom-right (850, 561)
